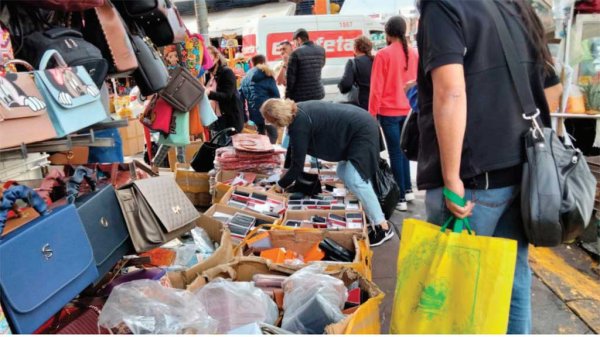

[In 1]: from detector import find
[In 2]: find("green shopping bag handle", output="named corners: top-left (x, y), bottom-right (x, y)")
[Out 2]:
top-left (441, 187), bottom-right (473, 234)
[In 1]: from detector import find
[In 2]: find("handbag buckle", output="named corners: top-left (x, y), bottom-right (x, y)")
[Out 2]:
top-left (522, 109), bottom-right (544, 140)
top-left (100, 217), bottom-right (109, 228)
top-left (42, 244), bottom-right (53, 260)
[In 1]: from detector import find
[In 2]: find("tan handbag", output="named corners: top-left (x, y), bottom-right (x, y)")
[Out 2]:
top-left (48, 147), bottom-right (90, 165)
top-left (160, 66), bottom-right (205, 112)
top-left (116, 176), bottom-right (199, 253)
top-left (0, 60), bottom-right (57, 149)
top-left (83, 0), bottom-right (138, 76)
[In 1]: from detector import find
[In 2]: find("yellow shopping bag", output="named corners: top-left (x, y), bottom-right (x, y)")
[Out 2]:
top-left (390, 212), bottom-right (518, 334)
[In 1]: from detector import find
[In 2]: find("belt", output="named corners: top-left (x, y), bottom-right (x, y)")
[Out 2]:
top-left (463, 165), bottom-right (522, 190)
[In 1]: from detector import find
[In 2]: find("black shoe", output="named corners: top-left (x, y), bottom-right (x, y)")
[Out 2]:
top-left (369, 225), bottom-right (394, 247)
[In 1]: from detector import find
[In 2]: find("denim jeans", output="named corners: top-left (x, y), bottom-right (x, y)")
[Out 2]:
top-left (379, 116), bottom-right (411, 199)
top-left (337, 161), bottom-right (386, 226)
top-left (425, 185), bottom-right (531, 334)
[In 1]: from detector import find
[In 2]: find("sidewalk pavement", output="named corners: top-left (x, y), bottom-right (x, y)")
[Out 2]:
top-left (372, 192), bottom-right (597, 334)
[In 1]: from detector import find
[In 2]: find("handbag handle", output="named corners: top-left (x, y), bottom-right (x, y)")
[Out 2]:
top-left (440, 187), bottom-right (473, 234)
top-left (38, 49), bottom-right (69, 70)
top-left (210, 127), bottom-right (236, 144)
top-left (0, 185), bottom-right (50, 234)
top-left (67, 166), bottom-right (97, 204)
top-left (2, 59), bottom-right (35, 71)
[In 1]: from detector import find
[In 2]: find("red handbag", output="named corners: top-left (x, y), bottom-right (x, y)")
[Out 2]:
top-left (20, 0), bottom-right (104, 11)
top-left (141, 96), bottom-right (174, 136)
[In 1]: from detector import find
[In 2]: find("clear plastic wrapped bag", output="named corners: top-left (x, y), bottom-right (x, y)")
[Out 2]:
top-left (98, 280), bottom-right (218, 334)
top-left (191, 227), bottom-right (215, 254)
top-left (173, 243), bottom-right (197, 267)
top-left (281, 265), bottom-right (348, 334)
top-left (194, 278), bottom-right (279, 333)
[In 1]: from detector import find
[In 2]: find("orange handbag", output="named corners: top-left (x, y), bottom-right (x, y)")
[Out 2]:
top-left (189, 104), bottom-right (204, 137)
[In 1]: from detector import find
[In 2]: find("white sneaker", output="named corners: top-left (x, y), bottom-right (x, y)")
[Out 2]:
top-left (396, 200), bottom-right (408, 212)
top-left (405, 190), bottom-right (415, 202)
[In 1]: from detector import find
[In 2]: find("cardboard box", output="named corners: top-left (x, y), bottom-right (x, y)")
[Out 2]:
top-left (205, 204), bottom-right (278, 225)
top-left (167, 216), bottom-right (234, 289)
top-left (212, 182), bottom-right (232, 205)
top-left (282, 210), bottom-right (366, 232)
top-left (219, 186), bottom-right (287, 220)
top-left (118, 118), bottom-right (145, 156)
top-left (175, 163), bottom-right (210, 194)
top-left (187, 257), bottom-right (384, 334)
top-left (168, 141), bottom-right (203, 172)
top-left (215, 170), bottom-right (270, 186)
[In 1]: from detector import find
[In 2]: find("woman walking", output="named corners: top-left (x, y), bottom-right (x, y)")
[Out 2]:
top-left (338, 35), bottom-right (374, 110)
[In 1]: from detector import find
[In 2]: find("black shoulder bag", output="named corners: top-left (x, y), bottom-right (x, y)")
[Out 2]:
top-left (485, 0), bottom-right (596, 246)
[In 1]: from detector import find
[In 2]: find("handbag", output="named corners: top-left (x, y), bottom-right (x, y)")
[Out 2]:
top-left (190, 127), bottom-right (237, 172)
top-left (130, 32), bottom-right (170, 96)
top-left (487, 1), bottom-right (597, 246)
top-left (158, 111), bottom-right (191, 146)
top-left (232, 133), bottom-right (274, 153)
top-left (141, 95), bottom-right (174, 135)
top-left (372, 158), bottom-right (400, 219)
top-left (20, 28), bottom-right (108, 87)
top-left (65, 161), bottom-right (157, 189)
top-left (48, 147), bottom-right (90, 166)
top-left (115, 177), bottom-right (199, 253)
top-left (199, 92), bottom-right (218, 126)
top-left (0, 23), bottom-right (16, 75)
top-left (400, 85), bottom-right (419, 161)
top-left (34, 49), bottom-right (108, 138)
top-left (0, 186), bottom-right (98, 334)
top-left (82, 0), bottom-right (138, 77)
top-left (341, 59), bottom-right (360, 106)
top-left (160, 66), bottom-right (205, 112)
top-left (0, 60), bottom-right (57, 149)
top-left (114, 0), bottom-right (186, 47)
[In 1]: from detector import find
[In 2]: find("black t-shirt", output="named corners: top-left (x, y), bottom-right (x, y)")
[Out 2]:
top-left (416, 0), bottom-right (552, 190)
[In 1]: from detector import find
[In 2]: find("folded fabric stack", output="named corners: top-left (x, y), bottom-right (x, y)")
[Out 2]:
top-left (215, 147), bottom-right (285, 173)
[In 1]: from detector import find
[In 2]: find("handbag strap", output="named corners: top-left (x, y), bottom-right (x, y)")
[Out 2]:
top-left (484, 0), bottom-right (544, 137)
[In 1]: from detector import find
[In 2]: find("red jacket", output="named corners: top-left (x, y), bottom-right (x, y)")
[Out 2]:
top-left (368, 42), bottom-right (418, 117)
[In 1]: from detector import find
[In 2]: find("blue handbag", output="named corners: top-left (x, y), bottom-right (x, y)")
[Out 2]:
top-left (34, 49), bottom-right (108, 137)
top-left (0, 185), bottom-right (98, 334)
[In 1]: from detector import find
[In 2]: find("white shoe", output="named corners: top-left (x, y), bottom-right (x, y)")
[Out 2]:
top-left (396, 200), bottom-right (408, 212)
top-left (405, 190), bottom-right (415, 202)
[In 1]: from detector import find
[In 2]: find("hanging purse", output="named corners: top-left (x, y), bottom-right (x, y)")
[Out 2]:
top-left (130, 31), bottom-right (170, 96)
top-left (160, 66), bottom-right (205, 112)
top-left (190, 127), bottom-right (237, 172)
top-left (141, 95), bottom-right (174, 135)
top-left (0, 60), bottom-right (57, 149)
top-left (198, 92), bottom-right (218, 126)
top-left (20, 28), bottom-right (108, 87)
top-left (82, 0), bottom-right (138, 77)
top-left (34, 49), bottom-right (108, 138)
top-left (115, 176), bottom-right (200, 253)
top-left (158, 111), bottom-right (191, 146)
top-left (486, 1), bottom-right (597, 246)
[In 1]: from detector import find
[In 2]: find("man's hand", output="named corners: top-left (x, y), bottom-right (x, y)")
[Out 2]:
top-left (444, 178), bottom-right (474, 219)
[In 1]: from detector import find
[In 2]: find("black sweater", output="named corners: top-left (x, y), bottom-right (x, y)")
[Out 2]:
top-left (279, 101), bottom-right (380, 188)
top-left (208, 66), bottom-right (244, 132)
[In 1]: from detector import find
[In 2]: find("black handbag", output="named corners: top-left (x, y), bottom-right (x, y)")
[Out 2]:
top-left (487, 1), bottom-right (596, 246)
top-left (191, 127), bottom-right (237, 172)
top-left (19, 27), bottom-right (108, 87)
top-left (319, 238), bottom-right (354, 262)
top-left (288, 172), bottom-right (323, 196)
top-left (373, 158), bottom-right (400, 220)
top-left (129, 30), bottom-right (169, 96)
top-left (400, 108), bottom-right (419, 161)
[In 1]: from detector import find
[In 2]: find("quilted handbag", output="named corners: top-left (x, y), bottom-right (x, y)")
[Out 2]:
top-left (0, 186), bottom-right (98, 334)
top-left (21, 28), bottom-right (109, 87)
top-left (82, 0), bottom-right (138, 76)
top-left (0, 60), bottom-right (57, 149)
top-left (141, 95), bottom-right (174, 135)
top-left (34, 50), bottom-right (108, 138)
top-left (115, 177), bottom-right (199, 253)
top-left (130, 32), bottom-right (170, 96)
top-left (160, 66), bottom-right (205, 112)
top-left (158, 111), bottom-right (191, 146)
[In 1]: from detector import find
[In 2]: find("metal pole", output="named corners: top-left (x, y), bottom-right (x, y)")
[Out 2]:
top-left (194, 0), bottom-right (209, 41)
top-left (326, 0), bottom-right (331, 14)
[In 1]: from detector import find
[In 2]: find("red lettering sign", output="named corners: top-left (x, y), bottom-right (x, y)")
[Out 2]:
top-left (242, 34), bottom-right (257, 58)
top-left (266, 30), bottom-right (362, 61)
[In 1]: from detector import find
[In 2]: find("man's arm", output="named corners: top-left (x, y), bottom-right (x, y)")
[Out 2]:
top-left (431, 64), bottom-right (473, 218)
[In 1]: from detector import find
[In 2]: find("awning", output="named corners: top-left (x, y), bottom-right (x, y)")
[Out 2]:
top-left (182, 2), bottom-right (297, 38)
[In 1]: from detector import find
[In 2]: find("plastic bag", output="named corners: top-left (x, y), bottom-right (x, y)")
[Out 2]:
top-left (191, 227), bottom-right (216, 254)
top-left (173, 243), bottom-right (197, 267)
top-left (281, 265), bottom-right (348, 334)
top-left (372, 158), bottom-right (400, 219)
top-left (98, 280), bottom-right (218, 334)
top-left (194, 278), bottom-right (279, 333)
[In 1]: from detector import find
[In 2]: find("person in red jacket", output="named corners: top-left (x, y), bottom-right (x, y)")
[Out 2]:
top-left (369, 16), bottom-right (418, 211)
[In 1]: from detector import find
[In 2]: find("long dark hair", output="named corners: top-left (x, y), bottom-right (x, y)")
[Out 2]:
top-left (513, 0), bottom-right (554, 73)
top-left (385, 16), bottom-right (409, 70)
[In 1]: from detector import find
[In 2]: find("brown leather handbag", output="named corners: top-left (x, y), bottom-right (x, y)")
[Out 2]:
top-left (82, 0), bottom-right (138, 76)
top-left (159, 66), bottom-right (205, 112)
top-left (0, 60), bottom-right (57, 149)
top-left (116, 176), bottom-right (199, 253)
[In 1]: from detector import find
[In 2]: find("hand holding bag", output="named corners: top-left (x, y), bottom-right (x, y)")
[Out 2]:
top-left (34, 50), bottom-right (108, 138)
top-left (116, 177), bottom-right (199, 253)
top-left (0, 60), bottom-right (57, 149)
top-left (160, 66), bottom-right (205, 112)
top-left (486, 1), bottom-right (596, 246)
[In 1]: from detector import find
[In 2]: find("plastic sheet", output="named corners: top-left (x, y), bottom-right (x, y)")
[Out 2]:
top-left (173, 244), bottom-right (197, 267)
top-left (194, 278), bottom-right (278, 333)
top-left (191, 227), bottom-right (215, 254)
top-left (98, 280), bottom-right (218, 334)
top-left (281, 265), bottom-right (348, 334)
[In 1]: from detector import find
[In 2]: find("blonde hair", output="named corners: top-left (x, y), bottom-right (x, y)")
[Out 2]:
top-left (260, 99), bottom-right (297, 127)
top-left (207, 45), bottom-right (228, 68)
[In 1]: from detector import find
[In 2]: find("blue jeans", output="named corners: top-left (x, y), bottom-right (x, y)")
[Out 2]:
top-left (425, 186), bottom-right (531, 334)
top-left (337, 161), bottom-right (385, 226)
top-left (379, 116), bottom-right (411, 199)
